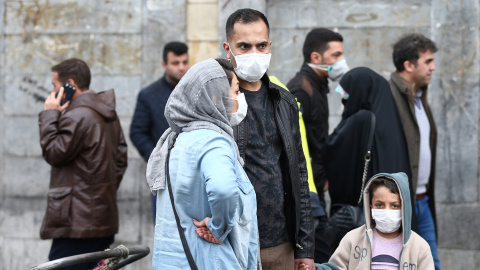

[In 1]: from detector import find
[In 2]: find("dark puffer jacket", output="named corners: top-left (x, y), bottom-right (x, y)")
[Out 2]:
top-left (39, 89), bottom-right (128, 239)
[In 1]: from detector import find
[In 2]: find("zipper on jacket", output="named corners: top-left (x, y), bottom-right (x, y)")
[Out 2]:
top-left (273, 96), bottom-right (302, 249)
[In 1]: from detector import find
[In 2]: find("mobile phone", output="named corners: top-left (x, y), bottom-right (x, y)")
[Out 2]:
top-left (55, 81), bottom-right (76, 105)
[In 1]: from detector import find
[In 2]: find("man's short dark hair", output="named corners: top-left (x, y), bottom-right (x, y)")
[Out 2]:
top-left (163, 41), bottom-right (188, 63)
top-left (51, 58), bottom-right (91, 90)
top-left (226, 8), bottom-right (270, 41)
top-left (392, 33), bottom-right (438, 72)
top-left (303, 28), bottom-right (343, 63)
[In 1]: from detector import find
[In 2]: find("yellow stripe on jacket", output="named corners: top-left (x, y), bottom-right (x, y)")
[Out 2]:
top-left (269, 75), bottom-right (318, 194)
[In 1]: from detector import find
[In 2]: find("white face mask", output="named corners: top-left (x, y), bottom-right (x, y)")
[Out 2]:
top-left (229, 45), bottom-right (271, 82)
top-left (308, 58), bottom-right (350, 82)
top-left (229, 92), bottom-right (248, 126)
top-left (371, 209), bottom-right (402, 234)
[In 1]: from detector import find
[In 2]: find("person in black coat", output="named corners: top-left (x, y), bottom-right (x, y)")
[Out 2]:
top-left (325, 67), bottom-right (418, 245)
top-left (130, 41), bottom-right (188, 223)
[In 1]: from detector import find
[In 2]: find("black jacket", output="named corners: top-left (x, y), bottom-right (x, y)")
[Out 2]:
top-left (287, 63), bottom-right (330, 203)
top-left (326, 67), bottom-right (418, 232)
top-left (130, 77), bottom-right (175, 162)
top-left (233, 74), bottom-right (314, 259)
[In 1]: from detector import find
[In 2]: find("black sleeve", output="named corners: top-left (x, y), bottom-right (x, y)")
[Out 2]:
top-left (290, 97), bottom-right (315, 259)
top-left (130, 91), bottom-right (156, 162)
top-left (293, 90), bottom-right (328, 197)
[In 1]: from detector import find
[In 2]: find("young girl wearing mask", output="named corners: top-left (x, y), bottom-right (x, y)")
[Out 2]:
top-left (329, 172), bottom-right (434, 270)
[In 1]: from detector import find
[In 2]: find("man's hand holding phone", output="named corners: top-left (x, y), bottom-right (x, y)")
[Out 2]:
top-left (44, 87), bottom-right (70, 111)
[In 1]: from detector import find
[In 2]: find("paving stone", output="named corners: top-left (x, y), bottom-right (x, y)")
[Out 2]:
top-left (4, 34), bottom-right (142, 76)
top-left (1, 197), bottom-right (46, 239)
top-left (4, 73), bottom-right (51, 116)
top-left (188, 41), bottom-right (220, 65)
top-left (187, 3), bottom-right (218, 42)
top-left (117, 159), bottom-right (144, 201)
top-left (429, 76), bottom-right (479, 204)
top-left (438, 248), bottom-right (480, 269)
top-left (4, 157), bottom-right (50, 198)
top-left (2, 238), bottom-right (52, 270)
top-left (294, 0), bottom-right (430, 29)
top-left (437, 204), bottom-right (480, 249)
top-left (5, 0), bottom-right (141, 34)
top-left (4, 116), bottom-right (42, 157)
top-left (116, 199), bottom-right (142, 243)
top-left (267, 1), bottom-right (298, 29)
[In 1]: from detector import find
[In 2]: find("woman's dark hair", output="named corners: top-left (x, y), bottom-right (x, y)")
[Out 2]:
top-left (215, 58), bottom-right (234, 85)
top-left (368, 177), bottom-right (400, 204)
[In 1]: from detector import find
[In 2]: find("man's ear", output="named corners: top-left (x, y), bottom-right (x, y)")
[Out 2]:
top-left (310, 51), bottom-right (322, 64)
top-left (162, 61), bottom-right (167, 69)
top-left (403, 60), bottom-right (415, 73)
top-left (67, 78), bottom-right (77, 89)
top-left (223, 42), bottom-right (231, 60)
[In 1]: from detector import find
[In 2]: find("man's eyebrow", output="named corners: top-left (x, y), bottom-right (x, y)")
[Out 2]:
top-left (236, 41), bottom-right (252, 46)
top-left (256, 41), bottom-right (269, 46)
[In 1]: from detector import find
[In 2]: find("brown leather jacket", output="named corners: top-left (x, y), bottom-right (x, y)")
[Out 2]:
top-left (39, 89), bottom-right (128, 239)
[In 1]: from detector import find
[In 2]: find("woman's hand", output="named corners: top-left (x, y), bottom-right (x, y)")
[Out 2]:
top-left (193, 217), bottom-right (223, 244)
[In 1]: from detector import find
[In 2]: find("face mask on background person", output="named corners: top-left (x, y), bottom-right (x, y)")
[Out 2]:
top-left (335, 84), bottom-right (349, 99)
top-left (229, 92), bottom-right (248, 126)
top-left (371, 209), bottom-right (402, 233)
top-left (308, 58), bottom-right (350, 82)
top-left (229, 45), bottom-right (271, 82)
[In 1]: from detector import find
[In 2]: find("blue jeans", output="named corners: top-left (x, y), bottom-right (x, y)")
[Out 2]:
top-left (415, 195), bottom-right (440, 270)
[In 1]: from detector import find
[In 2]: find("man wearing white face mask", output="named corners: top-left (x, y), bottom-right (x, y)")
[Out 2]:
top-left (330, 173), bottom-right (434, 269)
top-left (287, 28), bottom-right (348, 264)
top-left (223, 8), bottom-right (315, 270)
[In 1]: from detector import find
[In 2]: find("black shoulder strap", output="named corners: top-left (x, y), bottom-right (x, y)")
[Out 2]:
top-left (357, 111), bottom-right (376, 205)
top-left (366, 111), bottom-right (376, 159)
top-left (165, 145), bottom-right (198, 270)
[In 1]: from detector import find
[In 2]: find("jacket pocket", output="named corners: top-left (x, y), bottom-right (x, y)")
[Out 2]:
top-left (236, 178), bottom-right (256, 226)
top-left (46, 186), bottom-right (73, 227)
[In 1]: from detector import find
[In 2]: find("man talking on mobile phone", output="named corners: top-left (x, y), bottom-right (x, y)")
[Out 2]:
top-left (38, 58), bottom-right (128, 270)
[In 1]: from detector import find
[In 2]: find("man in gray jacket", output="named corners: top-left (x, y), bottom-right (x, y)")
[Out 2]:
top-left (389, 33), bottom-right (440, 270)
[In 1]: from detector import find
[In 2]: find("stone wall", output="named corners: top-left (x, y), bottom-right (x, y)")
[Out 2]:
top-left (1, 0), bottom-right (479, 269)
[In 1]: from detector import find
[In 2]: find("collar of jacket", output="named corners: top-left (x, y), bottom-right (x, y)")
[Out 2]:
top-left (301, 62), bottom-right (329, 93)
top-left (161, 76), bottom-right (176, 91)
top-left (260, 73), bottom-right (282, 99)
top-left (390, 72), bottom-right (429, 96)
top-left (261, 74), bottom-right (299, 109)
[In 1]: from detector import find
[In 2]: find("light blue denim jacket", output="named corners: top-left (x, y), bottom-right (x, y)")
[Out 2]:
top-left (152, 129), bottom-right (258, 269)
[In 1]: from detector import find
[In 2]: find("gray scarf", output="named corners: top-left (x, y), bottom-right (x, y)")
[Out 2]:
top-left (146, 58), bottom-right (244, 194)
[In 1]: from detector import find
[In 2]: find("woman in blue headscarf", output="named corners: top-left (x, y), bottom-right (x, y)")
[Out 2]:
top-left (147, 58), bottom-right (257, 270)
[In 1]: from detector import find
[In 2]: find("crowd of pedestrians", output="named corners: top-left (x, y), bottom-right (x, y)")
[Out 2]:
top-left (38, 7), bottom-right (440, 270)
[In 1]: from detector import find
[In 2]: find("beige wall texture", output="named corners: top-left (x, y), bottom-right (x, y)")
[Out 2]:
top-left (1, 0), bottom-right (480, 269)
